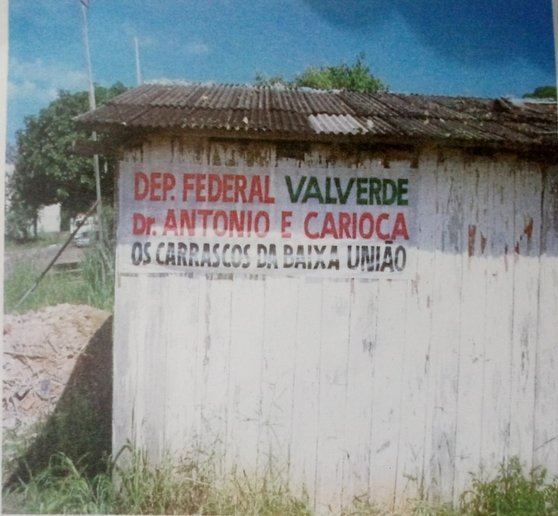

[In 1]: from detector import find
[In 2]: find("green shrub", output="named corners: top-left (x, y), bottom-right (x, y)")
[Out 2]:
top-left (460, 456), bottom-right (558, 515)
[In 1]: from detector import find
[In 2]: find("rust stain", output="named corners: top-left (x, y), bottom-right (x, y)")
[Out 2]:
top-left (468, 224), bottom-right (476, 257)
top-left (514, 242), bottom-right (520, 255)
top-left (480, 233), bottom-right (487, 254)
top-left (523, 217), bottom-right (533, 241)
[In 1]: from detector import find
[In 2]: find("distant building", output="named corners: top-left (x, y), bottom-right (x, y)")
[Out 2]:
top-left (36, 204), bottom-right (61, 234)
top-left (5, 162), bottom-right (61, 235)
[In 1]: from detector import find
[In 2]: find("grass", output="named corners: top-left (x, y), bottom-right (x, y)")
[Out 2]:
top-left (5, 449), bottom-right (558, 515)
top-left (4, 232), bottom-right (70, 251)
top-left (459, 457), bottom-right (558, 515)
top-left (4, 446), bottom-right (313, 515)
top-left (4, 242), bottom-right (114, 313)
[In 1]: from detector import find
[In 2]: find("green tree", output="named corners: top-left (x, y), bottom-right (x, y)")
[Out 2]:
top-left (8, 83), bottom-right (127, 238)
top-left (255, 53), bottom-right (387, 93)
top-left (523, 85), bottom-right (557, 100)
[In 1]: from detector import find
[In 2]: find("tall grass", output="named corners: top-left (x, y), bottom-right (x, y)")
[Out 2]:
top-left (4, 244), bottom-right (114, 313)
top-left (5, 446), bottom-right (312, 515)
top-left (460, 457), bottom-right (558, 515)
top-left (4, 450), bottom-right (558, 514)
top-left (81, 244), bottom-right (114, 311)
top-left (10, 453), bottom-right (114, 515)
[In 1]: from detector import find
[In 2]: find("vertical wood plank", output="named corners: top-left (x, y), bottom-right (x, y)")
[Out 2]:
top-left (258, 276), bottom-right (300, 478)
top-left (452, 163), bottom-right (488, 498)
top-left (129, 274), bottom-right (152, 452)
top-left (534, 167), bottom-right (558, 476)
top-left (343, 279), bottom-right (379, 504)
top-left (112, 274), bottom-right (135, 455)
top-left (163, 274), bottom-right (201, 454)
top-left (395, 160), bottom-right (436, 506)
top-left (509, 164), bottom-right (542, 467)
top-left (225, 276), bottom-right (266, 474)
top-left (367, 278), bottom-right (408, 505)
top-left (427, 157), bottom-right (463, 501)
top-left (314, 279), bottom-right (352, 512)
top-left (197, 276), bottom-right (233, 471)
top-left (141, 275), bottom-right (172, 462)
top-left (478, 162), bottom-right (514, 474)
top-left (289, 278), bottom-right (323, 508)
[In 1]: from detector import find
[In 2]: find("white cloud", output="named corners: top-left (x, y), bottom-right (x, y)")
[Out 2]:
top-left (8, 79), bottom-right (57, 104)
top-left (8, 57), bottom-right (87, 103)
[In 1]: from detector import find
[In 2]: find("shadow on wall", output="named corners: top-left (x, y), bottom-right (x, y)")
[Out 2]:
top-left (5, 317), bottom-right (113, 486)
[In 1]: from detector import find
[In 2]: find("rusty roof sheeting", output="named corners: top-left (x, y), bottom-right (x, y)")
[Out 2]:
top-left (76, 83), bottom-right (558, 148)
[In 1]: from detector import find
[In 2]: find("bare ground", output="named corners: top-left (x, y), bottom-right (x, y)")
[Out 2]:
top-left (3, 304), bottom-right (113, 488)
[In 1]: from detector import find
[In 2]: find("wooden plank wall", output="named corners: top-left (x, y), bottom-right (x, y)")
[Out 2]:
top-left (113, 137), bottom-right (558, 512)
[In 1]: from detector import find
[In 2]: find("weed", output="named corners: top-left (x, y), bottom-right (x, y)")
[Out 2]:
top-left (460, 456), bottom-right (558, 516)
top-left (4, 245), bottom-right (114, 313)
top-left (409, 499), bottom-right (459, 515)
top-left (81, 244), bottom-right (114, 311)
top-left (342, 493), bottom-right (383, 515)
top-left (5, 453), bottom-right (114, 514)
top-left (2, 424), bottom-right (43, 485)
top-left (5, 446), bottom-right (313, 515)
top-left (6, 451), bottom-right (558, 514)
top-left (4, 261), bottom-right (89, 313)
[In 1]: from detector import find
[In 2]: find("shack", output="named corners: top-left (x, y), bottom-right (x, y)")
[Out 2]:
top-left (77, 84), bottom-right (558, 511)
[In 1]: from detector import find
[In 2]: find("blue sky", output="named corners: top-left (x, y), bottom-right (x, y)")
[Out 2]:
top-left (8, 0), bottom-right (556, 143)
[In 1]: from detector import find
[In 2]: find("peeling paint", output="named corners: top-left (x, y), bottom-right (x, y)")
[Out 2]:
top-left (468, 225), bottom-right (477, 257)
top-left (523, 217), bottom-right (534, 241)
top-left (480, 233), bottom-right (487, 254)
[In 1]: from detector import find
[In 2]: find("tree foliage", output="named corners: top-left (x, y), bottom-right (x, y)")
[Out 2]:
top-left (8, 83), bottom-right (126, 239)
top-left (255, 53), bottom-right (387, 93)
top-left (522, 85), bottom-right (557, 100)
top-left (6, 143), bottom-right (18, 164)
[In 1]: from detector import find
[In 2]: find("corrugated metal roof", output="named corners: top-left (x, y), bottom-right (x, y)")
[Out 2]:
top-left (76, 83), bottom-right (558, 149)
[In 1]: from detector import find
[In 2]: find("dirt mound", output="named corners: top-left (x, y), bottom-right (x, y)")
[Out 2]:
top-left (3, 304), bottom-right (111, 435)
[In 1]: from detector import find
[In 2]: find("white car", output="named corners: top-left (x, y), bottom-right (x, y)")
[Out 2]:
top-left (71, 214), bottom-right (99, 247)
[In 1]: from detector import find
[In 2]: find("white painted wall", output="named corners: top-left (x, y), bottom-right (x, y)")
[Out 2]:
top-left (113, 136), bottom-right (558, 512)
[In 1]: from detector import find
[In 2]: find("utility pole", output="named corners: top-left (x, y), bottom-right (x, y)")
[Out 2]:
top-left (79, 0), bottom-right (104, 246)
top-left (134, 36), bottom-right (143, 86)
